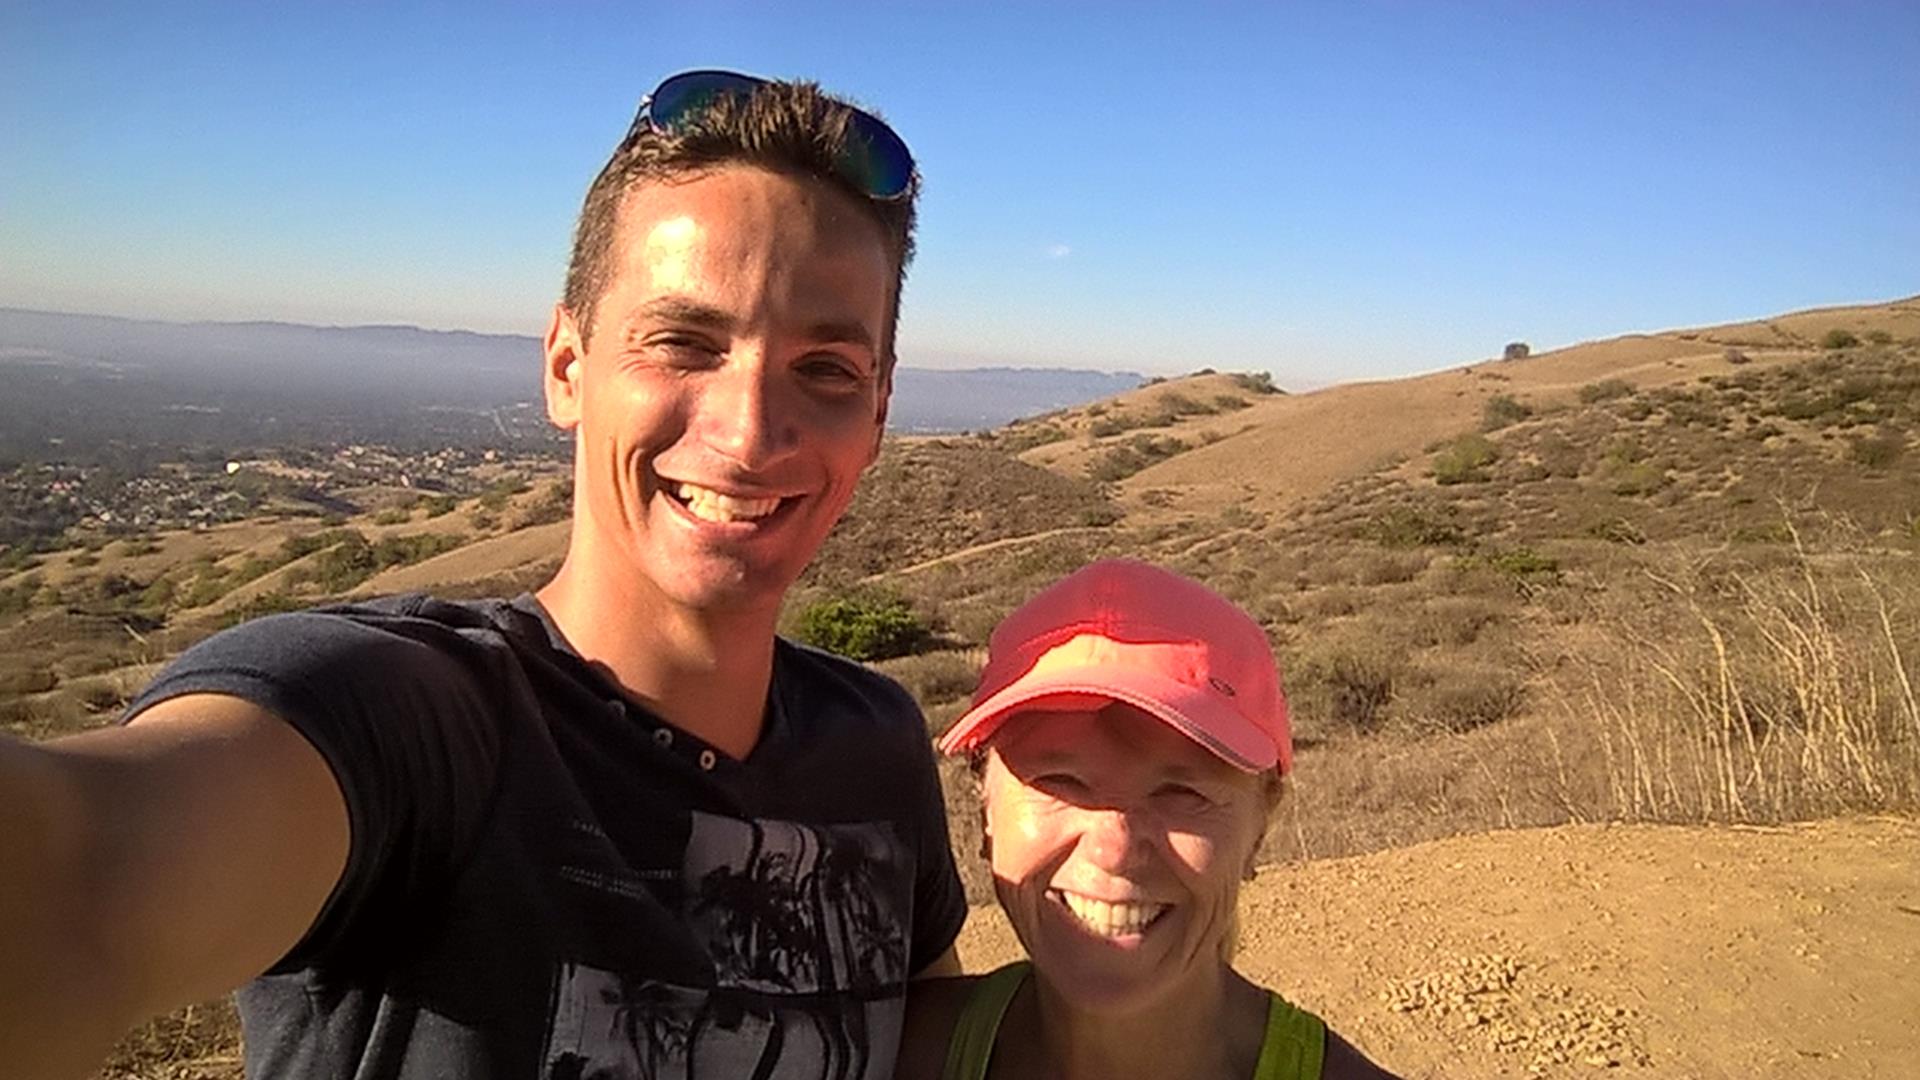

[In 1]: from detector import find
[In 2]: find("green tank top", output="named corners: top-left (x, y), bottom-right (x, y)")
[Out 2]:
top-left (939, 961), bottom-right (1325, 1080)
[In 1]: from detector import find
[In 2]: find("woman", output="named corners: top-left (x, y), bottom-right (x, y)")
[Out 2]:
top-left (898, 560), bottom-right (1401, 1080)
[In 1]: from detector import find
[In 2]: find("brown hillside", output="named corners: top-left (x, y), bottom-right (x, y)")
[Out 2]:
top-left (985, 295), bottom-right (1920, 524)
top-left (5, 296), bottom-right (1916, 1080)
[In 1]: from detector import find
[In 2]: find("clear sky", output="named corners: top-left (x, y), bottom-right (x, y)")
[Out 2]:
top-left (2, 2), bottom-right (1915, 385)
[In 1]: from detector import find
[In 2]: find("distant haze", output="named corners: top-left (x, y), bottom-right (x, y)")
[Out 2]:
top-left (0, 308), bottom-right (1141, 458)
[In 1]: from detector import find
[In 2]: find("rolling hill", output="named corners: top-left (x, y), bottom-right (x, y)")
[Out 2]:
top-left (4, 294), bottom-right (1917, 1078)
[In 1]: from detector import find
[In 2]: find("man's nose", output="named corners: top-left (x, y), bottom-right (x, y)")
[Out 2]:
top-left (697, 352), bottom-right (799, 470)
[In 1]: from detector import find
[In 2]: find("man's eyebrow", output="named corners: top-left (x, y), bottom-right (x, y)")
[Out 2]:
top-left (630, 296), bottom-right (736, 332)
top-left (806, 320), bottom-right (875, 350)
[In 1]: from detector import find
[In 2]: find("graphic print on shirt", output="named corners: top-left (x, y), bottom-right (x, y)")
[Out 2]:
top-left (541, 811), bottom-right (911, 1080)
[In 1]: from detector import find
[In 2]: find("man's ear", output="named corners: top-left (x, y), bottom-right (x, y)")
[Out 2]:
top-left (543, 303), bottom-right (586, 431)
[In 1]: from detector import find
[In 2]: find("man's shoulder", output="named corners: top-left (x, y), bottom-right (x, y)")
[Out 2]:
top-left (139, 592), bottom-right (540, 699)
top-left (221, 592), bottom-right (535, 651)
top-left (773, 637), bottom-right (926, 731)
top-left (776, 637), bottom-right (916, 700)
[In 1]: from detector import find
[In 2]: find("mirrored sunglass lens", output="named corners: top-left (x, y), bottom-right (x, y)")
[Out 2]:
top-left (846, 115), bottom-right (913, 198)
top-left (648, 70), bottom-right (763, 131)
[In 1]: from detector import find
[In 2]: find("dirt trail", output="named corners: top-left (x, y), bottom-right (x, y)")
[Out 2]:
top-left (857, 526), bottom-right (1109, 583)
top-left (954, 818), bottom-right (1920, 1079)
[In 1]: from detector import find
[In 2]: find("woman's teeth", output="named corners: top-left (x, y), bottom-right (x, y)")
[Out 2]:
top-left (674, 483), bottom-right (782, 523)
top-left (1052, 890), bottom-right (1168, 938)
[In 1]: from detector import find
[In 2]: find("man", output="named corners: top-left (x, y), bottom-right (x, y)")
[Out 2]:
top-left (0, 71), bottom-right (965, 1080)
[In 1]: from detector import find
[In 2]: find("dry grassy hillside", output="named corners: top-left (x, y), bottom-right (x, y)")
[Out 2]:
top-left (3, 296), bottom-right (1917, 1078)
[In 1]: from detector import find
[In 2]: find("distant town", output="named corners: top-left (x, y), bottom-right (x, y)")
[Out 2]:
top-left (0, 443), bottom-right (562, 555)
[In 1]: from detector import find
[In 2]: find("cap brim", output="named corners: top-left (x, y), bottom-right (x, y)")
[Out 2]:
top-left (937, 665), bottom-right (1277, 772)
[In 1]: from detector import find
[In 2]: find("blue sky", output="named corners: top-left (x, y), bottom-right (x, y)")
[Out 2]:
top-left (2, 2), bottom-right (1915, 385)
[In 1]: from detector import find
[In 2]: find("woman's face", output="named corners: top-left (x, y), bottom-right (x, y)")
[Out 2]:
top-left (981, 702), bottom-right (1270, 1013)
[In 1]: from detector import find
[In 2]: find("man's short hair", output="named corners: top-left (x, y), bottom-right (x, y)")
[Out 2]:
top-left (561, 78), bottom-right (918, 368)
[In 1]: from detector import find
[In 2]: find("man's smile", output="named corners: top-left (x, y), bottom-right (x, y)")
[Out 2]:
top-left (664, 480), bottom-right (788, 524)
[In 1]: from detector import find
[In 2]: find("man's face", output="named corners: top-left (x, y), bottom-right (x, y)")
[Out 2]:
top-left (543, 165), bottom-right (894, 616)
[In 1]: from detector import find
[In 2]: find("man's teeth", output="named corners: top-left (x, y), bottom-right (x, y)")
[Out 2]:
top-left (675, 483), bottom-right (782, 523)
top-left (1053, 891), bottom-right (1167, 938)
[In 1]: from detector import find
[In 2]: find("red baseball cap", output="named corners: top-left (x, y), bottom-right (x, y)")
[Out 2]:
top-left (937, 559), bottom-right (1292, 774)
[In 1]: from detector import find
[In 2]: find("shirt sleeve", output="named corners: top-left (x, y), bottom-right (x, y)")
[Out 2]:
top-left (122, 602), bottom-right (506, 972)
top-left (893, 689), bottom-right (968, 974)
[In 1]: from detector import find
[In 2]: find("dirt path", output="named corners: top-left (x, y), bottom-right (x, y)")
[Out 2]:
top-left (954, 818), bottom-right (1920, 1079)
top-left (857, 526), bottom-right (1109, 583)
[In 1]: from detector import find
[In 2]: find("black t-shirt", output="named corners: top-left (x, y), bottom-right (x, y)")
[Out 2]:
top-left (125, 593), bottom-right (967, 1080)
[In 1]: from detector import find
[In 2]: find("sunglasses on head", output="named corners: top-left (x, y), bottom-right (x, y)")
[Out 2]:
top-left (626, 69), bottom-right (916, 201)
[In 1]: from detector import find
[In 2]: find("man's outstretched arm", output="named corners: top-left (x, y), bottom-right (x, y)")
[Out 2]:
top-left (0, 694), bottom-right (349, 1080)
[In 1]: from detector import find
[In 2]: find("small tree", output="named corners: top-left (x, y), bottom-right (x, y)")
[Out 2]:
top-left (1502, 341), bottom-right (1531, 361)
top-left (1821, 329), bottom-right (1859, 350)
top-left (793, 591), bottom-right (929, 661)
top-left (1432, 434), bottom-right (1499, 485)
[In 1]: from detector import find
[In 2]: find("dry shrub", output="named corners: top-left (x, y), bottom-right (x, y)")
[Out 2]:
top-left (1402, 665), bottom-right (1528, 733)
top-left (1288, 636), bottom-right (1408, 734)
top-left (1298, 585), bottom-right (1363, 619)
top-left (875, 649), bottom-right (984, 731)
top-left (1412, 597), bottom-right (1505, 647)
top-left (100, 999), bottom-right (243, 1080)
top-left (1554, 540), bottom-right (1920, 822)
top-left (1349, 549), bottom-right (1430, 586)
top-left (1266, 713), bottom-right (1602, 863)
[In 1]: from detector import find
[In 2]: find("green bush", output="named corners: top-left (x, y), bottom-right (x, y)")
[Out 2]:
top-left (1865, 329), bottom-right (1893, 346)
top-left (373, 508), bottom-right (412, 526)
top-left (1481, 394), bottom-right (1533, 432)
top-left (1605, 461), bottom-right (1669, 496)
top-left (793, 592), bottom-right (930, 661)
top-left (1821, 328), bottom-right (1859, 350)
top-left (423, 494), bottom-right (460, 518)
top-left (1431, 434), bottom-right (1499, 485)
top-left (1362, 506), bottom-right (1467, 547)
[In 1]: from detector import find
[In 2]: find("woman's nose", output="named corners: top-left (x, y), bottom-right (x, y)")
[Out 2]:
top-left (1079, 808), bottom-right (1154, 876)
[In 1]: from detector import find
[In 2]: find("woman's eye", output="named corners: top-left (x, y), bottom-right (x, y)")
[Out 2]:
top-left (1156, 784), bottom-right (1214, 809)
top-left (1031, 773), bottom-right (1089, 799)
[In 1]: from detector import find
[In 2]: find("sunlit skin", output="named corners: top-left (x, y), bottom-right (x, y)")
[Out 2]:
top-left (536, 165), bottom-right (894, 756)
top-left (978, 703), bottom-right (1275, 1077)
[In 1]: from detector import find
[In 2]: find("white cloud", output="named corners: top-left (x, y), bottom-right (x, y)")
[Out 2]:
top-left (1043, 243), bottom-right (1072, 259)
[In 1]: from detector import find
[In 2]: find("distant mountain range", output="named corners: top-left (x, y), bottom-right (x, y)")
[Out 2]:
top-left (0, 308), bottom-right (1142, 457)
